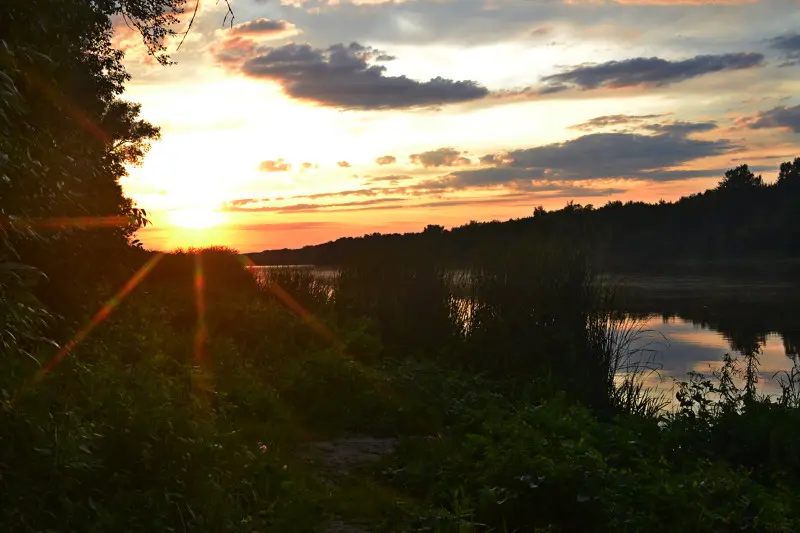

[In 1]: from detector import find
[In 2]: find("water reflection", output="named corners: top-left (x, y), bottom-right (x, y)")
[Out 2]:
top-left (627, 314), bottom-right (799, 399)
top-left (252, 266), bottom-right (799, 400)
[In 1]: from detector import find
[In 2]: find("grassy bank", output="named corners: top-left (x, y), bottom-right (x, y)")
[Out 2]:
top-left (2, 247), bottom-right (800, 532)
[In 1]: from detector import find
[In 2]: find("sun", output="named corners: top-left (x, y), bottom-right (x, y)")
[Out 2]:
top-left (169, 208), bottom-right (225, 230)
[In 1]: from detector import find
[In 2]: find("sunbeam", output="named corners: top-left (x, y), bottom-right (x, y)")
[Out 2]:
top-left (192, 253), bottom-right (214, 398)
top-left (193, 253), bottom-right (207, 365)
top-left (32, 215), bottom-right (133, 230)
top-left (240, 256), bottom-right (345, 352)
top-left (36, 252), bottom-right (165, 379)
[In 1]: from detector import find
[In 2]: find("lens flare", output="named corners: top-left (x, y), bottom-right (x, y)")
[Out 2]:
top-left (36, 253), bottom-right (164, 379)
top-left (32, 215), bottom-right (133, 230)
top-left (192, 253), bottom-right (214, 398)
top-left (240, 257), bottom-right (345, 352)
top-left (194, 253), bottom-right (207, 364)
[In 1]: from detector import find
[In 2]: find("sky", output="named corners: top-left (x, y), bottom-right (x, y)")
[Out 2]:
top-left (117, 0), bottom-right (800, 253)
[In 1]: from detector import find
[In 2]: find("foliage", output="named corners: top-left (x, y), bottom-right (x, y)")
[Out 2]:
top-left (716, 164), bottom-right (764, 191)
top-left (383, 392), bottom-right (799, 533)
top-left (3, 246), bottom-right (800, 532)
top-left (333, 248), bottom-right (461, 359)
top-left (666, 351), bottom-right (800, 486)
top-left (0, 288), bottom-right (323, 532)
top-left (0, 0), bottom-right (180, 341)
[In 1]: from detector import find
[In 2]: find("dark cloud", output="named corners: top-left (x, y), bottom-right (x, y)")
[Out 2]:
top-left (530, 26), bottom-right (553, 37)
top-left (540, 53), bottom-right (764, 93)
top-left (506, 132), bottom-right (733, 178)
top-left (769, 33), bottom-right (800, 67)
top-left (228, 42), bottom-right (488, 110)
top-left (375, 155), bottom-right (397, 165)
top-left (258, 159), bottom-right (291, 172)
top-left (645, 121), bottom-right (717, 136)
top-left (745, 105), bottom-right (800, 133)
top-left (570, 115), bottom-right (716, 136)
top-left (570, 114), bottom-right (665, 131)
top-left (229, 18), bottom-right (294, 36)
top-left (409, 147), bottom-right (471, 167)
top-left (337, 160), bottom-right (351, 167)
top-left (434, 130), bottom-right (735, 188)
top-left (478, 153), bottom-right (515, 166)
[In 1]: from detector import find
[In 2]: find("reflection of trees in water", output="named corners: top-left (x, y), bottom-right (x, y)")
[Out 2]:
top-left (620, 296), bottom-right (798, 359)
top-left (783, 330), bottom-right (800, 357)
top-left (723, 331), bottom-right (767, 357)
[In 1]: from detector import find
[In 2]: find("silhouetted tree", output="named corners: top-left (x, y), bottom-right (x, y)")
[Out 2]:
top-left (423, 224), bottom-right (446, 235)
top-left (0, 0), bottom-right (202, 315)
top-left (716, 164), bottom-right (763, 191)
top-left (778, 158), bottom-right (800, 189)
top-left (250, 159), bottom-right (800, 269)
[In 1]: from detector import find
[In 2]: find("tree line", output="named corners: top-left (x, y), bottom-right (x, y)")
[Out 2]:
top-left (250, 160), bottom-right (800, 274)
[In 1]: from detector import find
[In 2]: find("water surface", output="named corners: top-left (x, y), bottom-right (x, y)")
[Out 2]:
top-left (252, 266), bottom-right (800, 398)
top-left (624, 314), bottom-right (798, 399)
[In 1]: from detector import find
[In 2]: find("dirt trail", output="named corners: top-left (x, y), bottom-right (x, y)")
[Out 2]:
top-left (301, 436), bottom-right (400, 532)
top-left (304, 436), bottom-right (399, 473)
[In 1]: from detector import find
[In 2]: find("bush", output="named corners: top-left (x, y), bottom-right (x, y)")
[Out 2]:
top-left (383, 394), bottom-right (799, 532)
top-left (276, 349), bottom-right (433, 437)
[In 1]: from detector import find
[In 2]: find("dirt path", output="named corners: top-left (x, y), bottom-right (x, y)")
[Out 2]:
top-left (300, 437), bottom-right (400, 532)
top-left (304, 437), bottom-right (399, 473)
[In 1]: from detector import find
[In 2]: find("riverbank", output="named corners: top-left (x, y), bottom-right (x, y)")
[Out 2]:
top-left (4, 248), bottom-right (800, 531)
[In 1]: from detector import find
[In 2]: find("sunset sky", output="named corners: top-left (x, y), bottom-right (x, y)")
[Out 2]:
top-left (118, 0), bottom-right (800, 253)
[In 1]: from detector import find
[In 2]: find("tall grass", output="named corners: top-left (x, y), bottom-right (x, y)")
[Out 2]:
top-left (332, 250), bottom-right (461, 358)
top-left (260, 241), bottom-right (667, 415)
top-left (456, 240), bottom-right (631, 410)
top-left (589, 314), bottom-right (669, 417)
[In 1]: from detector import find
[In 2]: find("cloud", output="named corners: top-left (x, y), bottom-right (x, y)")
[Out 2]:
top-left (222, 126), bottom-right (736, 216)
top-left (221, 42), bottom-right (488, 109)
top-left (409, 147), bottom-right (471, 167)
top-left (213, 36), bottom-right (261, 65)
top-left (212, 19), bottom-right (297, 67)
top-left (530, 26), bottom-right (553, 36)
top-left (570, 115), bottom-right (717, 136)
top-left (644, 121), bottom-right (717, 136)
top-left (234, 221), bottom-right (344, 232)
top-left (274, 0), bottom-right (776, 53)
top-left (540, 53), bottom-right (764, 93)
top-left (375, 155), bottom-right (397, 165)
top-left (769, 33), bottom-right (800, 67)
top-left (229, 18), bottom-right (295, 36)
top-left (302, 162), bottom-right (315, 169)
top-left (337, 160), bottom-right (351, 167)
top-left (569, 114), bottom-right (665, 131)
top-left (225, 197), bottom-right (407, 213)
top-left (435, 130), bottom-right (735, 188)
top-left (258, 159), bottom-right (292, 172)
top-left (363, 174), bottom-right (415, 184)
top-left (744, 105), bottom-right (800, 133)
top-left (224, 188), bottom-right (623, 214)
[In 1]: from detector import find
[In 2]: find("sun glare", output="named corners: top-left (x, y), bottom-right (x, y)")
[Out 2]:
top-left (169, 208), bottom-right (225, 230)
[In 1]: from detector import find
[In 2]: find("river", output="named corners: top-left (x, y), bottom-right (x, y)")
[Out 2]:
top-left (251, 266), bottom-right (800, 399)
